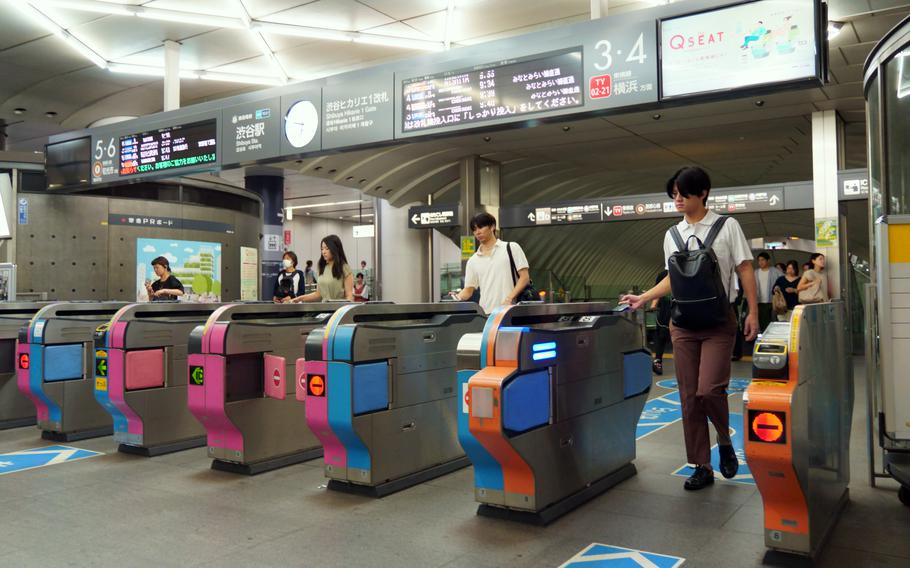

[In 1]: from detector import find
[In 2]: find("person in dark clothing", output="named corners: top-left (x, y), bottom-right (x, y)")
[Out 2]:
top-left (146, 256), bottom-right (184, 302)
top-left (772, 259), bottom-right (801, 320)
top-left (273, 251), bottom-right (305, 303)
top-left (649, 269), bottom-right (672, 375)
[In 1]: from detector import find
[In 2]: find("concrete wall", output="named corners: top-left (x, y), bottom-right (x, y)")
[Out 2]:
top-left (378, 200), bottom-right (427, 303)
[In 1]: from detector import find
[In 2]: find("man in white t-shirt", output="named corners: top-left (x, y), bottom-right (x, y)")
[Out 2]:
top-left (754, 252), bottom-right (783, 332)
top-left (622, 166), bottom-right (758, 492)
top-left (452, 212), bottom-right (530, 314)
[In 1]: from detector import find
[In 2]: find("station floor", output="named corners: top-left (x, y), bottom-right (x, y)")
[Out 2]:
top-left (0, 359), bottom-right (907, 567)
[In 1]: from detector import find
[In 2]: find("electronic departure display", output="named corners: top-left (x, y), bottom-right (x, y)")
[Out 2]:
top-left (119, 119), bottom-right (217, 176)
top-left (402, 48), bottom-right (583, 133)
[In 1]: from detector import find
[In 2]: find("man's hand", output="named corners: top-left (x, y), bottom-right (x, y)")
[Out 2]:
top-left (619, 294), bottom-right (648, 311)
top-left (743, 313), bottom-right (759, 341)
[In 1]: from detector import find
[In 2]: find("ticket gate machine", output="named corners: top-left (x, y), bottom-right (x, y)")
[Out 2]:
top-left (0, 302), bottom-right (47, 429)
top-left (16, 301), bottom-right (127, 441)
top-left (300, 303), bottom-right (486, 497)
top-left (94, 303), bottom-right (224, 456)
top-left (458, 303), bottom-right (651, 524)
top-left (187, 303), bottom-right (341, 475)
top-left (745, 303), bottom-right (853, 557)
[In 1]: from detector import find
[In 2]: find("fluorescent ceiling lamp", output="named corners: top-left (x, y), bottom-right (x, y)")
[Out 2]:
top-left (135, 7), bottom-right (245, 29)
top-left (353, 34), bottom-right (445, 52)
top-left (285, 208), bottom-right (293, 221)
top-left (32, 0), bottom-right (133, 16)
top-left (253, 21), bottom-right (353, 42)
top-left (827, 21), bottom-right (844, 39)
top-left (199, 71), bottom-right (285, 86)
top-left (12, 2), bottom-right (108, 67)
top-left (109, 63), bottom-right (199, 79)
top-left (287, 200), bottom-right (365, 211)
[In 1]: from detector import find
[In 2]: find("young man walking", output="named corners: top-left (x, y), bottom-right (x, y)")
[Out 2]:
top-left (754, 251), bottom-right (783, 332)
top-left (452, 212), bottom-right (530, 314)
top-left (622, 166), bottom-right (758, 490)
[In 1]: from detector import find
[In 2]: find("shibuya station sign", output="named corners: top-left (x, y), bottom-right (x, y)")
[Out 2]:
top-left (501, 187), bottom-right (785, 228)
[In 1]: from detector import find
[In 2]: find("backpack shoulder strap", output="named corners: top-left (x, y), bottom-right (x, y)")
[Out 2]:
top-left (704, 215), bottom-right (729, 249)
top-left (506, 242), bottom-right (519, 285)
top-left (668, 226), bottom-right (686, 252)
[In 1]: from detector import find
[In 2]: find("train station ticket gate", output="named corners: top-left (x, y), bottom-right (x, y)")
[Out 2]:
top-left (300, 303), bottom-right (486, 497)
top-left (94, 303), bottom-right (224, 456)
top-left (0, 302), bottom-right (47, 429)
top-left (745, 302), bottom-right (853, 558)
top-left (187, 303), bottom-right (341, 475)
top-left (457, 303), bottom-right (651, 524)
top-left (16, 302), bottom-right (127, 441)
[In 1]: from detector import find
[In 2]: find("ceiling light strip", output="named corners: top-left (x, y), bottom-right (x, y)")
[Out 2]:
top-left (13, 2), bottom-right (108, 68)
top-left (287, 200), bottom-right (366, 211)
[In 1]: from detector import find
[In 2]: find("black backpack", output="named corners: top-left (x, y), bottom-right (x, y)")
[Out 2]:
top-left (667, 216), bottom-right (731, 330)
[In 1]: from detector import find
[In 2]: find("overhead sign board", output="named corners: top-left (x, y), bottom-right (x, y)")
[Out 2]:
top-left (119, 119), bottom-right (217, 176)
top-left (501, 187), bottom-right (785, 228)
top-left (407, 204), bottom-right (459, 229)
top-left (322, 74), bottom-right (394, 150)
top-left (838, 170), bottom-right (870, 200)
top-left (660, 0), bottom-right (820, 99)
top-left (583, 16), bottom-right (658, 109)
top-left (222, 98), bottom-right (281, 166)
top-left (401, 48), bottom-right (584, 134)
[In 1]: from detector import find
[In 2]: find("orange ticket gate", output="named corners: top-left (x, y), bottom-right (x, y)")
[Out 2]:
top-left (744, 302), bottom-right (853, 558)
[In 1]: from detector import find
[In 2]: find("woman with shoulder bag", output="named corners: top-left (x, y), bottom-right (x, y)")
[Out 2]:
top-left (797, 253), bottom-right (829, 304)
top-left (772, 260), bottom-right (801, 319)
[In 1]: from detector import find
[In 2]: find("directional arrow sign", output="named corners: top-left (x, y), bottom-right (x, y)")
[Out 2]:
top-left (95, 358), bottom-right (108, 377)
top-left (189, 365), bottom-right (205, 386)
top-left (407, 204), bottom-right (459, 229)
top-left (528, 212), bottom-right (536, 222)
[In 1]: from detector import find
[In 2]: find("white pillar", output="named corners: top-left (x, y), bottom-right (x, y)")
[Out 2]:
top-left (379, 199), bottom-right (428, 303)
top-left (163, 40), bottom-right (181, 111)
top-left (590, 0), bottom-right (609, 19)
top-left (811, 110), bottom-right (844, 299)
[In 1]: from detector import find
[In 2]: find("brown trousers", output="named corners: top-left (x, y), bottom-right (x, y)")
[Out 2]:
top-left (670, 308), bottom-right (737, 465)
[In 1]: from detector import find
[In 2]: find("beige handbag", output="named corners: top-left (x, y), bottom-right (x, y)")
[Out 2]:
top-left (798, 278), bottom-right (825, 304)
top-left (772, 288), bottom-right (788, 314)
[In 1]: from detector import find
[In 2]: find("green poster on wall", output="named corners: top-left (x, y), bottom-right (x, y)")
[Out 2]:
top-left (815, 218), bottom-right (838, 247)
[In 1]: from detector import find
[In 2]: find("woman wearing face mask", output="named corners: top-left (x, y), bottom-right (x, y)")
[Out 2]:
top-left (272, 251), bottom-right (304, 303)
top-left (292, 235), bottom-right (354, 302)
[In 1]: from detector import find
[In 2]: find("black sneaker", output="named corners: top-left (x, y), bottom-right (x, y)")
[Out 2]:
top-left (719, 444), bottom-right (739, 479)
top-left (684, 465), bottom-right (714, 490)
top-left (652, 359), bottom-right (663, 375)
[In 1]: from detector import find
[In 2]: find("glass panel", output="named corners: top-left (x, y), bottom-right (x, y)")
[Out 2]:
top-left (867, 75), bottom-right (883, 222)
top-left (885, 49), bottom-right (910, 214)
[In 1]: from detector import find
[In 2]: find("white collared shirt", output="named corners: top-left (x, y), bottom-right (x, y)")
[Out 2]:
top-left (464, 239), bottom-right (529, 314)
top-left (663, 210), bottom-right (752, 302)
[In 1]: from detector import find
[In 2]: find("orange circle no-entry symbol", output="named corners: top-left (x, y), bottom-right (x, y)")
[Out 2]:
top-left (752, 412), bottom-right (784, 443)
top-left (308, 375), bottom-right (325, 397)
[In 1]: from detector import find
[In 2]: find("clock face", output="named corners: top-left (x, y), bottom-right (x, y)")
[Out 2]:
top-left (284, 100), bottom-right (319, 149)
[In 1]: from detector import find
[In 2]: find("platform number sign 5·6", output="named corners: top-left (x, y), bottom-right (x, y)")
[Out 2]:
top-left (593, 33), bottom-right (648, 72)
top-left (94, 137), bottom-right (117, 160)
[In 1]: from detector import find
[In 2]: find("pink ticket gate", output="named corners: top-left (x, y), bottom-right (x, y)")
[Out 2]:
top-left (94, 302), bottom-right (224, 456)
top-left (187, 303), bottom-right (344, 475)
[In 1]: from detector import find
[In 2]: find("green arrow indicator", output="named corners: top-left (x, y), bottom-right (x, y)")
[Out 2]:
top-left (190, 366), bottom-right (204, 386)
top-left (96, 358), bottom-right (108, 377)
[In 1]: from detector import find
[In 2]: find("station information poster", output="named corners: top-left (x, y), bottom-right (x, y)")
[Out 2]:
top-left (136, 238), bottom-right (222, 303)
top-left (240, 246), bottom-right (258, 301)
top-left (660, 0), bottom-right (818, 98)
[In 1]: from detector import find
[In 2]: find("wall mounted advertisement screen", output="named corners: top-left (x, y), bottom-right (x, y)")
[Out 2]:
top-left (401, 48), bottom-right (583, 133)
top-left (660, 0), bottom-right (818, 99)
top-left (120, 119), bottom-right (217, 176)
top-left (136, 238), bottom-right (222, 303)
